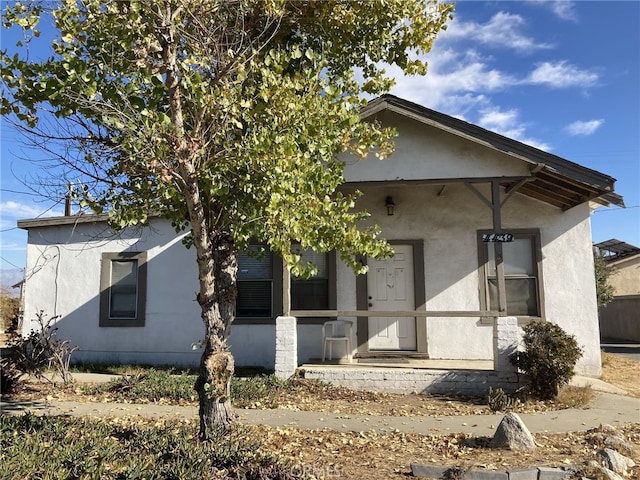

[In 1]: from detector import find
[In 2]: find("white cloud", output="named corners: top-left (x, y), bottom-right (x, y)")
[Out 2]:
top-left (0, 241), bottom-right (25, 252)
top-left (377, 6), bottom-right (597, 154)
top-left (529, 1), bottom-right (578, 22)
top-left (387, 48), bottom-right (518, 113)
top-left (445, 11), bottom-right (554, 52)
top-left (565, 119), bottom-right (604, 136)
top-left (0, 200), bottom-right (62, 219)
top-left (477, 106), bottom-right (551, 151)
top-left (527, 61), bottom-right (599, 88)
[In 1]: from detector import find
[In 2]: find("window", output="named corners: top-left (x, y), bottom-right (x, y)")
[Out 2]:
top-left (100, 252), bottom-right (147, 327)
top-left (291, 249), bottom-right (330, 311)
top-left (479, 230), bottom-right (542, 318)
top-left (236, 246), bottom-right (275, 318)
top-left (235, 246), bottom-right (335, 321)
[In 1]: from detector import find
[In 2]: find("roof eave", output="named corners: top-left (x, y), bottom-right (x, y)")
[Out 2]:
top-left (361, 95), bottom-right (621, 210)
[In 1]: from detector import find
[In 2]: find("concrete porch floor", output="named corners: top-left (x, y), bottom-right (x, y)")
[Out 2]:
top-left (301, 358), bottom-right (494, 370)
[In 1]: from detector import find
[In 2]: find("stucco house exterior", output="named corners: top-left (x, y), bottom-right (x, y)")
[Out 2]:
top-left (17, 95), bottom-right (622, 389)
top-left (595, 239), bottom-right (640, 342)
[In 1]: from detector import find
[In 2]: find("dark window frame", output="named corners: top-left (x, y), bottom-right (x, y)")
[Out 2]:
top-left (477, 229), bottom-right (544, 321)
top-left (99, 252), bottom-right (147, 327)
top-left (234, 248), bottom-right (336, 325)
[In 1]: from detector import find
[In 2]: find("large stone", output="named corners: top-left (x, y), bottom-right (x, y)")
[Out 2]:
top-left (537, 467), bottom-right (576, 479)
top-left (490, 412), bottom-right (536, 450)
top-left (597, 448), bottom-right (636, 474)
top-left (604, 434), bottom-right (634, 456)
top-left (410, 463), bottom-right (448, 478)
top-left (587, 461), bottom-right (625, 480)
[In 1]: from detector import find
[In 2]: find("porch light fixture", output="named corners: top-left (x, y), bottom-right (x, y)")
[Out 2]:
top-left (385, 196), bottom-right (396, 216)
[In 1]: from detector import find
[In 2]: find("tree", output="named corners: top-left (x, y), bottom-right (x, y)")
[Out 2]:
top-left (1, 0), bottom-right (453, 440)
top-left (594, 252), bottom-right (615, 309)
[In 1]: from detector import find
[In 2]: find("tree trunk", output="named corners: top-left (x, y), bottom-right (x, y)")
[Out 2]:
top-left (151, 4), bottom-right (238, 440)
top-left (193, 234), bottom-right (238, 441)
top-left (195, 340), bottom-right (235, 439)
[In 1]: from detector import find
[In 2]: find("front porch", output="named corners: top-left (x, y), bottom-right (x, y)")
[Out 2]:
top-left (275, 315), bottom-right (523, 395)
top-left (297, 358), bottom-right (517, 395)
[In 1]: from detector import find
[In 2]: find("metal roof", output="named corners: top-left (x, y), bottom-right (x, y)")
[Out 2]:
top-left (361, 95), bottom-right (624, 211)
top-left (594, 239), bottom-right (640, 262)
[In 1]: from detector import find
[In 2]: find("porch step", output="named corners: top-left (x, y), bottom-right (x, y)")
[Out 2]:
top-left (299, 363), bottom-right (520, 395)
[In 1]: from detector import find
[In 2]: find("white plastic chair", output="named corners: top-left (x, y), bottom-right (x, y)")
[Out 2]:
top-left (322, 320), bottom-right (353, 362)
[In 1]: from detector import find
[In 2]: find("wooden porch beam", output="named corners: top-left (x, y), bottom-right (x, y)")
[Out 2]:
top-left (290, 310), bottom-right (498, 318)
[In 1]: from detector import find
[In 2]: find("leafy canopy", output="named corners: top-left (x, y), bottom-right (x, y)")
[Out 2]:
top-left (1, 0), bottom-right (454, 274)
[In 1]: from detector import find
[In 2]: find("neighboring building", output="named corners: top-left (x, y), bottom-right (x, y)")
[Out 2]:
top-left (17, 95), bottom-right (623, 380)
top-left (594, 239), bottom-right (640, 342)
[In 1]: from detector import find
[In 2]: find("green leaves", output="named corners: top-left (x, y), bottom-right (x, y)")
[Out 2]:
top-left (1, 0), bottom-right (450, 275)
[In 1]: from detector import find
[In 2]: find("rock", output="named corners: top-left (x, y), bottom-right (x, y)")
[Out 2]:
top-left (597, 448), bottom-right (636, 474)
top-left (587, 459), bottom-right (626, 480)
top-left (490, 412), bottom-right (536, 450)
top-left (604, 434), bottom-right (634, 456)
top-left (596, 424), bottom-right (619, 434)
top-left (410, 463), bottom-right (448, 478)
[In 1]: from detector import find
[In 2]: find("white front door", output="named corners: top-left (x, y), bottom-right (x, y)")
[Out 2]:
top-left (367, 244), bottom-right (416, 350)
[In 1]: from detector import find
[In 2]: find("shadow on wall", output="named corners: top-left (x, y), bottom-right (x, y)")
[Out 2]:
top-left (421, 370), bottom-right (522, 397)
top-left (22, 220), bottom-right (206, 367)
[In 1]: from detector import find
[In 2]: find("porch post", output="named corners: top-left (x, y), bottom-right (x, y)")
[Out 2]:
top-left (491, 180), bottom-right (508, 316)
top-left (275, 261), bottom-right (297, 379)
top-left (494, 316), bottom-right (519, 373)
top-left (275, 316), bottom-right (297, 379)
top-left (282, 262), bottom-right (291, 316)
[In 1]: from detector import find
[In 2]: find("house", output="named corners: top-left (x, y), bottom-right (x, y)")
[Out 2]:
top-left (594, 239), bottom-right (640, 342)
top-left (17, 95), bottom-right (623, 391)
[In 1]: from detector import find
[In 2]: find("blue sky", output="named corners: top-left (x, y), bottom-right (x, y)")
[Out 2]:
top-left (1, 0), bottom-right (639, 273)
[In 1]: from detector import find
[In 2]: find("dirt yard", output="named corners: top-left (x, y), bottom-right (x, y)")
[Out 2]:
top-left (4, 352), bottom-right (639, 479)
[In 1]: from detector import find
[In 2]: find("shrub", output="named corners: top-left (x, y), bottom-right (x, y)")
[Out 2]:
top-left (9, 310), bottom-right (78, 384)
top-left (509, 321), bottom-right (583, 400)
top-left (0, 358), bottom-right (23, 393)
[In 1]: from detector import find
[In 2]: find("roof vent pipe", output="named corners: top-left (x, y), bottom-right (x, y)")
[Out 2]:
top-left (64, 183), bottom-right (73, 216)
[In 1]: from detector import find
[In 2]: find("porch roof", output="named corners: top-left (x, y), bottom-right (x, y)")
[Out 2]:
top-left (359, 95), bottom-right (624, 211)
top-left (594, 238), bottom-right (640, 262)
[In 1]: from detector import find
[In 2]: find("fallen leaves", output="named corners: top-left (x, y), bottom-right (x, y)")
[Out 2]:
top-left (252, 423), bottom-right (640, 480)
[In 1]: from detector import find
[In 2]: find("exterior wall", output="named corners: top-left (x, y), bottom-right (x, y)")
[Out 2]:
top-left (20, 108), bottom-right (604, 377)
top-left (22, 220), bottom-right (200, 366)
top-left (343, 110), bottom-right (531, 183)
top-left (597, 255), bottom-right (640, 342)
top-left (341, 183), bottom-right (601, 375)
top-left (338, 110), bottom-right (602, 376)
top-left (608, 255), bottom-right (640, 296)
top-left (21, 219), bottom-right (325, 368)
top-left (599, 295), bottom-right (640, 342)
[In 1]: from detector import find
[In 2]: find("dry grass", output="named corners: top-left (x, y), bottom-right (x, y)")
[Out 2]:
top-left (3, 352), bottom-right (638, 479)
top-left (555, 385), bottom-right (594, 408)
top-left (254, 422), bottom-right (640, 480)
top-left (601, 351), bottom-right (640, 397)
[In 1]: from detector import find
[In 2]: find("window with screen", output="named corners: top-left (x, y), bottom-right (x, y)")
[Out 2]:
top-left (236, 246), bottom-right (273, 318)
top-left (100, 252), bottom-right (147, 327)
top-left (479, 231), bottom-right (542, 318)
